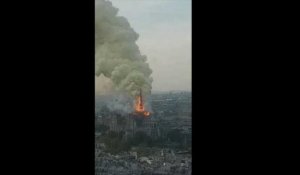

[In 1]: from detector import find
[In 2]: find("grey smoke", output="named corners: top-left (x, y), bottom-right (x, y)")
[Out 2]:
top-left (95, 0), bottom-right (153, 97)
top-left (107, 95), bottom-right (132, 114)
top-left (96, 94), bottom-right (153, 115)
top-left (95, 75), bottom-right (113, 95)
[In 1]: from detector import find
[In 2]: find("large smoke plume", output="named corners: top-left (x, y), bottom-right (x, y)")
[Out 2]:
top-left (95, 75), bottom-right (113, 95)
top-left (95, 0), bottom-right (153, 97)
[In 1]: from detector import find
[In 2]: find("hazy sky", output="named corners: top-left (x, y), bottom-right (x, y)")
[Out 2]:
top-left (101, 0), bottom-right (191, 92)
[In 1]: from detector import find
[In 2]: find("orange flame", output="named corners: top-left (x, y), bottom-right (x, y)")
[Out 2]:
top-left (135, 95), bottom-right (144, 112)
top-left (135, 95), bottom-right (150, 117)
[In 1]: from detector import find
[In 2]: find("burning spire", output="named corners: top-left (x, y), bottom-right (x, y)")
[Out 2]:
top-left (139, 88), bottom-right (144, 111)
top-left (134, 88), bottom-right (150, 117)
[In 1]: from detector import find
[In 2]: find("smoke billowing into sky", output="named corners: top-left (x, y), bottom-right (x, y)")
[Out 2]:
top-left (95, 0), bottom-right (191, 95)
top-left (95, 0), bottom-right (153, 97)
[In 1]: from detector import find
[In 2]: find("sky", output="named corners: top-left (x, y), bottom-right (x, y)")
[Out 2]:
top-left (98, 0), bottom-right (191, 92)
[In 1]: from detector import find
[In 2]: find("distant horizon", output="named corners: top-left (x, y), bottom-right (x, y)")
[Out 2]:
top-left (95, 90), bottom-right (191, 96)
top-left (151, 90), bottom-right (191, 93)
